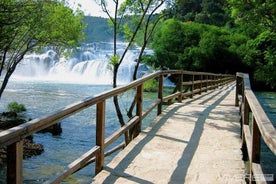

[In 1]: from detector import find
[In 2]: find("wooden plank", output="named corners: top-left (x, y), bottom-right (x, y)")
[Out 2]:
top-left (178, 73), bottom-right (183, 103)
top-left (95, 101), bottom-right (105, 174)
top-left (163, 92), bottom-right (181, 102)
top-left (251, 163), bottom-right (267, 184)
top-left (191, 74), bottom-right (195, 98)
top-left (243, 124), bottom-right (252, 162)
top-left (244, 97), bottom-right (250, 125)
top-left (199, 75), bottom-right (202, 94)
top-left (182, 81), bottom-right (193, 86)
top-left (246, 90), bottom-right (276, 154)
top-left (7, 141), bottom-right (23, 184)
top-left (142, 100), bottom-right (161, 120)
top-left (193, 88), bottom-right (201, 95)
top-left (45, 146), bottom-right (100, 184)
top-left (158, 74), bottom-right (163, 115)
top-left (104, 116), bottom-right (139, 148)
top-left (192, 80), bottom-right (204, 85)
top-left (133, 84), bottom-right (143, 138)
top-left (251, 117), bottom-right (261, 163)
top-left (85, 142), bottom-right (126, 167)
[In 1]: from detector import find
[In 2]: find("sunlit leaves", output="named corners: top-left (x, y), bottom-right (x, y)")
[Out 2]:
top-left (150, 19), bottom-right (246, 73)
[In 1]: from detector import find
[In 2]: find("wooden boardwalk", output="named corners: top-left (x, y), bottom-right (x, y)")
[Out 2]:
top-left (92, 83), bottom-right (245, 184)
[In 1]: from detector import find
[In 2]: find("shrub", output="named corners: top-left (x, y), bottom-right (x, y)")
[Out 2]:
top-left (144, 79), bottom-right (158, 92)
top-left (7, 102), bottom-right (26, 113)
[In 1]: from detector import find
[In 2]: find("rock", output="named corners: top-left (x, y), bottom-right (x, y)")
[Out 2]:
top-left (0, 137), bottom-right (44, 166)
top-left (23, 138), bottom-right (44, 159)
top-left (0, 111), bottom-right (44, 165)
top-left (38, 123), bottom-right (62, 136)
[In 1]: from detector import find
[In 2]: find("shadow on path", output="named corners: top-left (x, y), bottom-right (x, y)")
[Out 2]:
top-left (169, 85), bottom-right (234, 183)
top-left (97, 84), bottom-right (235, 184)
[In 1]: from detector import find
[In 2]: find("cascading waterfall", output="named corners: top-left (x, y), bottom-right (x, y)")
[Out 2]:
top-left (12, 42), bottom-right (150, 85)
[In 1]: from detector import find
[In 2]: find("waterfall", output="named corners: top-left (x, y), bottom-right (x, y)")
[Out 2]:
top-left (12, 42), bottom-right (150, 85)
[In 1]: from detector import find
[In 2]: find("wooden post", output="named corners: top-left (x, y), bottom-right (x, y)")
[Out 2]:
top-left (200, 74), bottom-right (203, 95)
top-left (191, 74), bottom-right (194, 98)
top-left (7, 141), bottom-right (23, 184)
top-left (216, 75), bottom-right (219, 88)
top-left (241, 97), bottom-right (249, 161)
top-left (95, 101), bottom-right (105, 174)
top-left (206, 75), bottom-right (209, 92)
top-left (158, 74), bottom-right (163, 115)
top-left (214, 75), bottom-right (216, 89)
top-left (250, 117), bottom-right (261, 183)
top-left (235, 75), bottom-right (240, 106)
top-left (134, 84), bottom-right (143, 138)
top-left (178, 73), bottom-right (183, 102)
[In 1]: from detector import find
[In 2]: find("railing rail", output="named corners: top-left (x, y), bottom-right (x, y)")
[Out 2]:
top-left (0, 70), bottom-right (235, 183)
top-left (236, 72), bottom-right (276, 184)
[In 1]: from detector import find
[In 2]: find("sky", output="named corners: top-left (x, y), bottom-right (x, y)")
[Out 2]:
top-left (67, 0), bottom-right (116, 17)
top-left (67, 0), bottom-right (166, 17)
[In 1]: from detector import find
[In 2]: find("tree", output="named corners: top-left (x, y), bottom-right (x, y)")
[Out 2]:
top-left (174, 0), bottom-right (202, 21)
top-left (0, 0), bottom-right (85, 100)
top-left (96, 0), bottom-right (168, 143)
top-left (227, 0), bottom-right (276, 88)
top-left (173, 0), bottom-right (231, 27)
top-left (148, 19), bottom-right (247, 73)
top-left (242, 31), bottom-right (276, 88)
top-left (195, 0), bottom-right (230, 27)
top-left (120, 1), bottom-right (170, 119)
top-left (227, 0), bottom-right (275, 37)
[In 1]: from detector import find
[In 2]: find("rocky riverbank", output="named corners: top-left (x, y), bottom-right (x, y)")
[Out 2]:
top-left (0, 111), bottom-right (44, 165)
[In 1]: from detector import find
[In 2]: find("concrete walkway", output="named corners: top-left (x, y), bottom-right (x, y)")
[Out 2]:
top-left (92, 84), bottom-right (245, 184)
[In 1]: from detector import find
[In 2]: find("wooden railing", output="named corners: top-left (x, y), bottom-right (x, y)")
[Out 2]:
top-left (0, 70), bottom-right (234, 184)
top-left (236, 73), bottom-right (276, 184)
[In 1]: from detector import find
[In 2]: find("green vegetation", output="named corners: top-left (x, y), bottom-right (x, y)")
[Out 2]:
top-left (141, 0), bottom-right (275, 90)
top-left (144, 79), bottom-right (159, 92)
top-left (83, 16), bottom-right (113, 42)
top-left (0, 0), bottom-right (85, 100)
top-left (173, 0), bottom-right (231, 27)
top-left (147, 19), bottom-right (247, 74)
top-left (7, 102), bottom-right (26, 113)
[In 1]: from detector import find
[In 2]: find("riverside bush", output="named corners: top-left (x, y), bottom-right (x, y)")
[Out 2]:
top-left (7, 102), bottom-right (26, 113)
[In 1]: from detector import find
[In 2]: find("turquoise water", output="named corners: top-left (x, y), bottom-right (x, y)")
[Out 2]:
top-left (255, 92), bottom-right (276, 180)
top-left (256, 92), bottom-right (276, 127)
top-left (0, 80), bottom-right (157, 183)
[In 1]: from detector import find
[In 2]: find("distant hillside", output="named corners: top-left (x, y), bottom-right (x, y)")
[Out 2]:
top-left (83, 16), bottom-right (113, 42)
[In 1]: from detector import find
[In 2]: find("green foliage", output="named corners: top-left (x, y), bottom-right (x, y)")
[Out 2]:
top-left (226, 0), bottom-right (276, 88)
top-left (7, 102), bottom-right (26, 113)
top-left (242, 31), bottom-right (276, 88)
top-left (174, 0), bottom-right (231, 27)
top-left (144, 79), bottom-right (159, 92)
top-left (83, 16), bottom-right (114, 42)
top-left (110, 55), bottom-right (120, 66)
top-left (150, 19), bottom-right (247, 73)
top-left (227, 0), bottom-right (275, 37)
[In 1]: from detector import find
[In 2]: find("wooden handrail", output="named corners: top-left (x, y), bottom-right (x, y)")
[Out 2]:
top-left (0, 70), bottom-right (235, 183)
top-left (236, 72), bottom-right (276, 184)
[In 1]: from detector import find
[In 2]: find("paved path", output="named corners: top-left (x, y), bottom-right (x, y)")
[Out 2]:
top-left (92, 84), bottom-right (245, 184)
